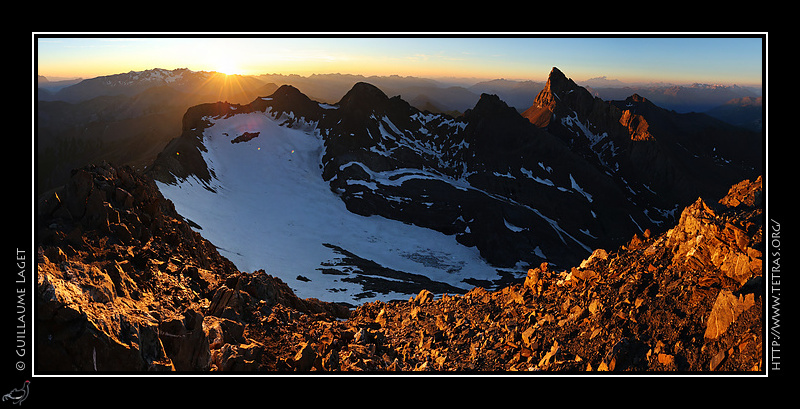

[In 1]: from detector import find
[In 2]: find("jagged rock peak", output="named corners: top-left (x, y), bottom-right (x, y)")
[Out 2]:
top-left (523, 67), bottom-right (585, 127)
top-left (619, 110), bottom-right (653, 141)
top-left (536, 67), bottom-right (578, 105)
top-left (718, 175), bottom-right (763, 208)
top-left (524, 66), bottom-right (613, 131)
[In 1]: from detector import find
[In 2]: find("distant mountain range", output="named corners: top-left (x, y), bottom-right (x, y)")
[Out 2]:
top-left (584, 83), bottom-right (762, 122)
top-left (704, 96), bottom-right (763, 131)
top-left (36, 69), bottom-right (279, 194)
top-left (38, 69), bottom-right (763, 115)
top-left (36, 67), bottom-right (764, 197)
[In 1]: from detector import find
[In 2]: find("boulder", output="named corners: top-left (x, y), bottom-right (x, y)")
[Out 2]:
top-left (718, 176), bottom-right (763, 208)
top-left (704, 290), bottom-right (757, 340)
top-left (158, 308), bottom-right (212, 371)
top-left (414, 289), bottom-right (434, 305)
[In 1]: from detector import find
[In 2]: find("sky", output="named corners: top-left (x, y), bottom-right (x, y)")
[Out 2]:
top-left (34, 34), bottom-right (765, 87)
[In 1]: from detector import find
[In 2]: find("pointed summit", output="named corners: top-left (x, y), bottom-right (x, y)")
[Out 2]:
top-left (537, 67), bottom-right (577, 105)
top-left (522, 67), bottom-right (596, 127)
top-left (522, 67), bottom-right (574, 127)
top-left (546, 66), bottom-right (569, 85)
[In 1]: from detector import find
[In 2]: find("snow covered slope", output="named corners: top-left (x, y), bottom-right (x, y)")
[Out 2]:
top-left (156, 108), bottom-right (504, 304)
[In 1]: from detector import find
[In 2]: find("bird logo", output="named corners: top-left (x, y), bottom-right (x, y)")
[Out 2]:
top-left (2, 380), bottom-right (29, 405)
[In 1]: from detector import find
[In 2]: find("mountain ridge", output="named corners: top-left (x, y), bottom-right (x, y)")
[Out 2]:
top-left (524, 67), bottom-right (761, 210)
top-left (148, 67), bottom-right (761, 302)
top-left (40, 68), bottom-right (762, 116)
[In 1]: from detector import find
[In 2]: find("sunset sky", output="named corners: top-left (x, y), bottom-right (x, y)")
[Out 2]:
top-left (34, 34), bottom-right (765, 86)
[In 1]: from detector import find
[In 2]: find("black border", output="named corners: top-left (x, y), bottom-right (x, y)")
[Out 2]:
top-left (21, 31), bottom-right (777, 405)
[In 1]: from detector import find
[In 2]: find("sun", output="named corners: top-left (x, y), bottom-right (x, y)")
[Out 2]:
top-left (215, 61), bottom-right (242, 76)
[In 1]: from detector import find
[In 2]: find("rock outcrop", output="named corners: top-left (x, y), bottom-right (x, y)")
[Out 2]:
top-left (36, 161), bottom-right (763, 372)
top-left (35, 162), bottom-right (348, 371)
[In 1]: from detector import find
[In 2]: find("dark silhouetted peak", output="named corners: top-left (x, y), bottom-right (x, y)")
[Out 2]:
top-left (262, 84), bottom-right (323, 122)
top-left (465, 93), bottom-right (519, 119)
top-left (461, 93), bottom-right (545, 161)
top-left (547, 66), bottom-right (568, 84)
top-left (317, 82), bottom-right (399, 157)
top-left (337, 82), bottom-right (391, 113)
top-left (620, 93), bottom-right (660, 114)
top-left (270, 84), bottom-right (306, 99)
top-left (322, 82), bottom-right (418, 144)
top-left (462, 92), bottom-right (539, 153)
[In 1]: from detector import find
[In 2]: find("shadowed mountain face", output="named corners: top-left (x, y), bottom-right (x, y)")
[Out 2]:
top-left (36, 69), bottom-right (281, 195)
top-left (149, 67), bottom-right (762, 296)
top-left (523, 67), bottom-right (761, 212)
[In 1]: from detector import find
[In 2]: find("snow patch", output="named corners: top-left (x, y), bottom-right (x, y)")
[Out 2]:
top-left (504, 219), bottom-right (526, 232)
top-left (569, 174), bottom-right (593, 202)
top-left (520, 167), bottom-right (555, 186)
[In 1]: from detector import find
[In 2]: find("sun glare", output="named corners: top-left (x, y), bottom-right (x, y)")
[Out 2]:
top-left (215, 61), bottom-right (241, 76)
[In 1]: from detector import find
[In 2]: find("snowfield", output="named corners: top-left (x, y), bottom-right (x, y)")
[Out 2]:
top-left (156, 110), bottom-right (504, 304)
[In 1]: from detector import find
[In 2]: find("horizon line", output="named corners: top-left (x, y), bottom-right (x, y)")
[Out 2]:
top-left (37, 66), bottom-right (764, 89)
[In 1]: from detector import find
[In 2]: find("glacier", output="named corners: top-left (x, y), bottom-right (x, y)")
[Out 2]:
top-left (156, 109), bottom-right (504, 304)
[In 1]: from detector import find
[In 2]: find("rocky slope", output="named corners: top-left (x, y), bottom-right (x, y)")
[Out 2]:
top-left (35, 160), bottom-right (763, 372)
top-left (35, 162), bottom-right (348, 371)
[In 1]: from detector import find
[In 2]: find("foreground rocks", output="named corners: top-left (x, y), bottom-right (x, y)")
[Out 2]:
top-left (36, 163), bottom-right (763, 372)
